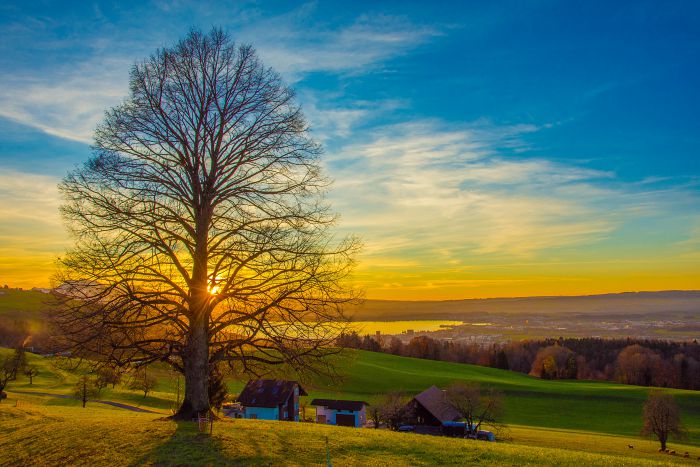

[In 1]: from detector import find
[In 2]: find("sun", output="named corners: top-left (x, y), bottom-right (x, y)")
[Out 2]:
top-left (208, 276), bottom-right (223, 295)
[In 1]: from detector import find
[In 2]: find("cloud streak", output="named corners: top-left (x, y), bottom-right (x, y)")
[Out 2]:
top-left (244, 12), bottom-right (439, 80)
top-left (325, 120), bottom-right (697, 271)
top-left (0, 57), bottom-right (131, 143)
top-left (0, 4), bottom-right (438, 143)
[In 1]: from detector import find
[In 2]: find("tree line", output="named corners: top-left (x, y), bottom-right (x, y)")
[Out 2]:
top-left (337, 333), bottom-right (700, 390)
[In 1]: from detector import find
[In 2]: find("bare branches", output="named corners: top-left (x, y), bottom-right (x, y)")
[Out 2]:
top-left (51, 28), bottom-right (358, 412)
top-left (641, 390), bottom-right (685, 451)
top-left (445, 382), bottom-right (504, 434)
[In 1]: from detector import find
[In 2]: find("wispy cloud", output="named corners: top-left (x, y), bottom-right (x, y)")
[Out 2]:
top-left (0, 57), bottom-right (131, 143)
top-left (325, 120), bottom-right (694, 268)
top-left (0, 3), bottom-right (438, 143)
top-left (300, 92), bottom-right (408, 141)
top-left (244, 12), bottom-right (439, 80)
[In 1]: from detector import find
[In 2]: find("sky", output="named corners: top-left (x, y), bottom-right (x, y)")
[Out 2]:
top-left (0, 0), bottom-right (699, 300)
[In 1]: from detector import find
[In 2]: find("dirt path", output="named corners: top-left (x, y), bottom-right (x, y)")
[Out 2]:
top-left (8, 390), bottom-right (160, 413)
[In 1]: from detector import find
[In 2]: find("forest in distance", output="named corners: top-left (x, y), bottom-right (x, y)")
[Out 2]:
top-left (339, 332), bottom-right (700, 391)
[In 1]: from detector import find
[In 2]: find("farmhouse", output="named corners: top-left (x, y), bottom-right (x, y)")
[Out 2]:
top-left (311, 399), bottom-right (369, 427)
top-left (407, 385), bottom-right (461, 426)
top-left (237, 379), bottom-right (306, 421)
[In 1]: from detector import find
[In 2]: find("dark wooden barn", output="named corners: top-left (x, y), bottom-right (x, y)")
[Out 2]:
top-left (407, 385), bottom-right (462, 426)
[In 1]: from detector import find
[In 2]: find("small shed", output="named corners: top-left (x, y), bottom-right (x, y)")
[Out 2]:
top-left (406, 385), bottom-right (461, 426)
top-left (237, 379), bottom-right (307, 422)
top-left (311, 399), bottom-right (369, 427)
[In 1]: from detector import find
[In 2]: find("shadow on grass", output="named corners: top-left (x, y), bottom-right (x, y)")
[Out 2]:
top-left (128, 421), bottom-right (244, 466)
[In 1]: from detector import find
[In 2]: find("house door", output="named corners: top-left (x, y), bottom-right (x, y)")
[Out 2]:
top-left (336, 414), bottom-right (355, 427)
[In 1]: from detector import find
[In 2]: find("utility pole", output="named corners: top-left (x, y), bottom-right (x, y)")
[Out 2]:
top-left (176, 376), bottom-right (180, 406)
top-left (82, 378), bottom-right (87, 408)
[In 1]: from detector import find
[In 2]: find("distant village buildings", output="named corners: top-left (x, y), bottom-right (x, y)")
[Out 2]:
top-left (230, 379), bottom-right (495, 440)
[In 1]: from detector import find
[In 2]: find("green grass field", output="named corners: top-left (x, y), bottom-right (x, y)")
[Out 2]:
top-left (0, 289), bottom-right (48, 335)
top-left (3, 347), bottom-right (700, 465)
top-left (315, 351), bottom-right (700, 442)
top-left (6, 348), bottom-right (700, 443)
top-left (1, 400), bottom-right (698, 466)
top-left (2, 288), bottom-right (700, 464)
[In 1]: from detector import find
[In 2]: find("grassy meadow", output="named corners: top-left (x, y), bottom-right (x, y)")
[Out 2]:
top-left (3, 347), bottom-right (700, 466)
top-left (0, 289), bottom-right (48, 336)
top-left (5, 347), bottom-right (700, 443)
top-left (2, 290), bottom-right (700, 464)
top-left (318, 351), bottom-right (700, 442)
top-left (1, 399), bottom-right (698, 466)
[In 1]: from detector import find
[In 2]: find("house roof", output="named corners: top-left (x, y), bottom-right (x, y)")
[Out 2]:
top-left (413, 385), bottom-right (461, 423)
top-left (237, 379), bottom-right (307, 408)
top-left (310, 399), bottom-right (369, 411)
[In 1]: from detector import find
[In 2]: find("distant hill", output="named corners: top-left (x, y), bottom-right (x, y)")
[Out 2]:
top-left (3, 287), bottom-right (700, 324)
top-left (0, 289), bottom-right (49, 337)
top-left (347, 291), bottom-right (700, 321)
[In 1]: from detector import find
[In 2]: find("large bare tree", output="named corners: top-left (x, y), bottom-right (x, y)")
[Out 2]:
top-left (52, 29), bottom-right (358, 420)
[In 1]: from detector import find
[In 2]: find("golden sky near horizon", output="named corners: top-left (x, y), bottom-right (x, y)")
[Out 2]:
top-left (1, 167), bottom-right (698, 300)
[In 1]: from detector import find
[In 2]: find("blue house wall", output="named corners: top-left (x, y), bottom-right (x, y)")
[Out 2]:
top-left (244, 406), bottom-right (279, 420)
top-left (239, 381), bottom-right (303, 422)
top-left (243, 387), bottom-right (300, 421)
top-left (327, 409), bottom-right (359, 426)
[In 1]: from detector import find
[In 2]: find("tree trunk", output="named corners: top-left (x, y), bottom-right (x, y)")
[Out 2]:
top-left (660, 435), bottom-right (667, 451)
top-left (173, 320), bottom-right (210, 420)
top-left (173, 202), bottom-right (212, 421)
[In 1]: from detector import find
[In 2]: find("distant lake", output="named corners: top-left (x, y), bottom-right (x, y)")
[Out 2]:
top-left (348, 320), bottom-right (463, 335)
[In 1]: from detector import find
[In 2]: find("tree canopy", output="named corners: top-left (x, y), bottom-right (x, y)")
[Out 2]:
top-left (52, 28), bottom-right (358, 419)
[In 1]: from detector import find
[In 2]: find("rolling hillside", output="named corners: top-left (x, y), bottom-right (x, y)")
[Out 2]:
top-left (3, 348), bottom-right (700, 445)
top-left (347, 291), bottom-right (700, 320)
top-left (2, 289), bottom-right (700, 463)
top-left (4, 402), bottom-right (692, 466)
top-left (0, 289), bottom-right (49, 336)
top-left (3, 289), bottom-right (700, 323)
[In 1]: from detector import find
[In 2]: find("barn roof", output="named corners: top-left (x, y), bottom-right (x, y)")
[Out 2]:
top-left (237, 379), bottom-right (307, 408)
top-left (413, 385), bottom-right (461, 423)
top-left (310, 399), bottom-right (369, 411)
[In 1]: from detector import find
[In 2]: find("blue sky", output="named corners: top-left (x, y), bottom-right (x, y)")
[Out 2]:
top-left (0, 0), bottom-right (699, 298)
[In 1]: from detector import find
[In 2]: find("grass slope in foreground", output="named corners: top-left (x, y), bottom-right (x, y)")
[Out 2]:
top-left (0, 401), bottom-right (695, 467)
top-left (3, 348), bottom-right (700, 444)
